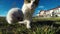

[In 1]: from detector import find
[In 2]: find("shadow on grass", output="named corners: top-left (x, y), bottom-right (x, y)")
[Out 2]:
top-left (31, 20), bottom-right (60, 28)
top-left (0, 20), bottom-right (60, 34)
top-left (55, 30), bottom-right (60, 34)
top-left (30, 20), bottom-right (60, 34)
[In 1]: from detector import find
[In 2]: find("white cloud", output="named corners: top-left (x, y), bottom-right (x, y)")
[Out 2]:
top-left (0, 15), bottom-right (5, 17)
top-left (38, 6), bottom-right (44, 8)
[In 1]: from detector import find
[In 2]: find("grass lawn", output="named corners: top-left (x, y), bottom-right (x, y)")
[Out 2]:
top-left (0, 17), bottom-right (60, 34)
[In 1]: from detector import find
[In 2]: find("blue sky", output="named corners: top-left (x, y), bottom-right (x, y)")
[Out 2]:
top-left (0, 0), bottom-right (60, 17)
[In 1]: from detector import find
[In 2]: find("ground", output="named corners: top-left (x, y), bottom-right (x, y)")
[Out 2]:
top-left (0, 17), bottom-right (60, 34)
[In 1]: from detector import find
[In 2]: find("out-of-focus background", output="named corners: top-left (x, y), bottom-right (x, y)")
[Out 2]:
top-left (1, 0), bottom-right (60, 17)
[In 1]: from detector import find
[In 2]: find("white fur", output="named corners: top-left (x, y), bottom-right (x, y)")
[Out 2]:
top-left (19, 0), bottom-right (35, 28)
top-left (6, 8), bottom-right (23, 24)
top-left (6, 0), bottom-right (38, 29)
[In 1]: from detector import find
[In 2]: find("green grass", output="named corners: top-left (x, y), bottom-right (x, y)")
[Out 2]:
top-left (0, 17), bottom-right (60, 34)
top-left (33, 17), bottom-right (60, 21)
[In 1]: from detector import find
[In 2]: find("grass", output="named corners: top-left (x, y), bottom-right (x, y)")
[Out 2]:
top-left (0, 17), bottom-right (60, 34)
top-left (33, 17), bottom-right (60, 21)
